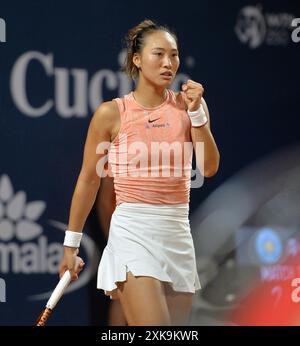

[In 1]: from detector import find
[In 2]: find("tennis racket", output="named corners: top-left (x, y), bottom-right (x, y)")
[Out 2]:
top-left (35, 270), bottom-right (72, 326)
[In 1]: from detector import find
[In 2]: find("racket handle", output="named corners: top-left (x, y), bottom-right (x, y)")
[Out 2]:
top-left (36, 308), bottom-right (52, 326)
top-left (46, 270), bottom-right (72, 310)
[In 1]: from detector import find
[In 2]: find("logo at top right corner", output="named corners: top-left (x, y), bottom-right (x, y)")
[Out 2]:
top-left (234, 5), bottom-right (299, 49)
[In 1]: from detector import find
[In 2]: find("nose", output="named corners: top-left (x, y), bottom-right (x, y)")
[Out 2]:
top-left (162, 55), bottom-right (172, 68)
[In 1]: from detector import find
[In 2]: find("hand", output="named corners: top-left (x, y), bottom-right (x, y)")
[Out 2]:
top-left (181, 79), bottom-right (204, 112)
top-left (59, 247), bottom-right (85, 281)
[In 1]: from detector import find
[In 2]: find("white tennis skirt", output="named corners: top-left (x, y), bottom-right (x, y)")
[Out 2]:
top-left (97, 202), bottom-right (201, 300)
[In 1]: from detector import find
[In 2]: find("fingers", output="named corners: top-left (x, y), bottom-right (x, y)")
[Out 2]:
top-left (72, 257), bottom-right (85, 281)
top-left (182, 85), bottom-right (204, 106)
top-left (61, 267), bottom-right (77, 281)
top-left (59, 258), bottom-right (68, 279)
top-left (59, 251), bottom-right (85, 282)
top-left (70, 272), bottom-right (78, 281)
top-left (182, 80), bottom-right (204, 93)
top-left (186, 79), bottom-right (203, 88)
top-left (70, 263), bottom-right (81, 281)
top-left (76, 260), bottom-right (85, 274)
top-left (70, 266), bottom-right (84, 281)
top-left (59, 267), bottom-right (66, 279)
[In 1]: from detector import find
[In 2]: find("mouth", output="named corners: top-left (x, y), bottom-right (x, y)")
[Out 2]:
top-left (160, 71), bottom-right (173, 79)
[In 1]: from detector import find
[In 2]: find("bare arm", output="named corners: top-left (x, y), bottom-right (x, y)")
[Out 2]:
top-left (59, 101), bottom-right (117, 279)
top-left (190, 97), bottom-right (220, 177)
top-left (67, 102), bottom-right (116, 231)
top-left (95, 176), bottom-right (116, 239)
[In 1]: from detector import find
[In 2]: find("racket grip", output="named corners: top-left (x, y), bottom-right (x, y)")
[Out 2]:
top-left (46, 270), bottom-right (72, 310)
top-left (36, 308), bottom-right (52, 326)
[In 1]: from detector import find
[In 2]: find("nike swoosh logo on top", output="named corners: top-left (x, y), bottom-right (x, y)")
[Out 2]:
top-left (148, 118), bottom-right (160, 123)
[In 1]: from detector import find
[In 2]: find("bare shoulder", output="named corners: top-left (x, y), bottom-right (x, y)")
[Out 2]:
top-left (90, 100), bottom-right (120, 135)
top-left (93, 100), bottom-right (119, 124)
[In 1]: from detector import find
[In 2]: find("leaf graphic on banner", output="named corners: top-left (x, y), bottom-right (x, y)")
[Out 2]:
top-left (0, 174), bottom-right (14, 202)
top-left (25, 201), bottom-right (46, 221)
top-left (0, 219), bottom-right (14, 241)
top-left (16, 220), bottom-right (43, 241)
top-left (6, 191), bottom-right (26, 221)
top-left (0, 200), bottom-right (3, 219)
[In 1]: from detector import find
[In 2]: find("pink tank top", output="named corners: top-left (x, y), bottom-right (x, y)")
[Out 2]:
top-left (108, 89), bottom-right (193, 205)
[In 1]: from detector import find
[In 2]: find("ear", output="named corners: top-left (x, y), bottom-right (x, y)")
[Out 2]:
top-left (132, 53), bottom-right (141, 69)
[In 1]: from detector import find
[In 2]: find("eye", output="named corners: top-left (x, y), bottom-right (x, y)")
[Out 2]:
top-left (154, 52), bottom-right (162, 56)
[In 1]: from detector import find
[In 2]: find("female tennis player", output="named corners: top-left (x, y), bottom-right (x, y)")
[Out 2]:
top-left (59, 19), bottom-right (220, 326)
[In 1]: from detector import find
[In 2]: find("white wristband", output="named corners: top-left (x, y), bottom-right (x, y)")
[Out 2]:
top-left (187, 104), bottom-right (208, 127)
top-left (63, 230), bottom-right (83, 248)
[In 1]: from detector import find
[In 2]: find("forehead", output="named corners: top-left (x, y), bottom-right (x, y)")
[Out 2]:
top-left (143, 31), bottom-right (178, 50)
